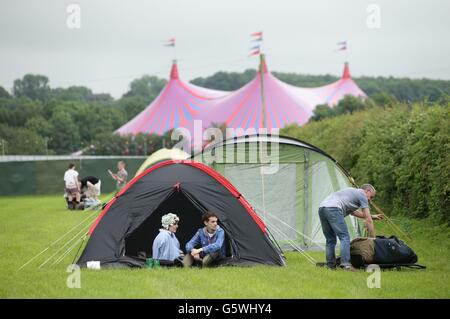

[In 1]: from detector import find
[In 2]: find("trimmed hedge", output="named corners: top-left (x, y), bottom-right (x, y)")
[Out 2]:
top-left (282, 103), bottom-right (450, 224)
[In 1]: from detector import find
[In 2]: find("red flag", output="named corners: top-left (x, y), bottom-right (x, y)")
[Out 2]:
top-left (249, 32), bottom-right (263, 56)
top-left (248, 49), bottom-right (260, 57)
top-left (335, 41), bottom-right (347, 52)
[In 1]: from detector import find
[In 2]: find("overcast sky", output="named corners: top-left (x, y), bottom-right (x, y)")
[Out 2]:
top-left (1, 0), bottom-right (449, 98)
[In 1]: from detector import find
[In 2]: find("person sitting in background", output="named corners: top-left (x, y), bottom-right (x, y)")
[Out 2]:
top-left (151, 213), bottom-right (184, 266)
top-left (80, 176), bottom-right (101, 199)
top-left (183, 212), bottom-right (226, 268)
top-left (80, 176), bottom-right (102, 209)
top-left (108, 161), bottom-right (128, 190)
top-left (64, 163), bottom-right (80, 209)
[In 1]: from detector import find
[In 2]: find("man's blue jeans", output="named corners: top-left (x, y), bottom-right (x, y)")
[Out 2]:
top-left (318, 207), bottom-right (351, 267)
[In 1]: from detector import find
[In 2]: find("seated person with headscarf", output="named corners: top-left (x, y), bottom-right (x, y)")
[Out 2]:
top-left (151, 213), bottom-right (184, 266)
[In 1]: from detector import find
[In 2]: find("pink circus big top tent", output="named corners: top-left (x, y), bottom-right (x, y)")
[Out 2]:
top-left (116, 55), bottom-right (367, 136)
top-left (198, 55), bottom-right (314, 132)
top-left (115, 61), bottom-right (228, 135)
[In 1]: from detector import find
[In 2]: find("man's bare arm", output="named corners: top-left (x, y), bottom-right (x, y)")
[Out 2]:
top-left (351, 208), bottom-right (376, 237)
top-left (352, 210), bottom-right (384, 220)
top-left (362, 208), bottom-right (375, 238)
top-left (351, 209), bottom-right (365, 218)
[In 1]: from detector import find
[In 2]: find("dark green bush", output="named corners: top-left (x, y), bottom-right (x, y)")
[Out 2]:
top-left (282, 102), bottom-right (450, 224)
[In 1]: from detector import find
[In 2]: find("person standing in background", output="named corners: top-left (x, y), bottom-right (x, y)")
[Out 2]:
top-left (108, 161), bottom-right (128, 190)
top-left (64, 163), bottom-right (80, 208)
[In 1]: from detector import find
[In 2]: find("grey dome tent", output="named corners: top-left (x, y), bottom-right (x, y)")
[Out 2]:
top-left (192, 134), bottom-right (363, 251)
top-left (77, 160), bottom-right (285, 268)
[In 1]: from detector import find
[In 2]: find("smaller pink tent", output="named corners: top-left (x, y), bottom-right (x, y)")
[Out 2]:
top-left (116, 60), bottom-right (229, 135)
top-left (294, 62), bottom-right (367, 107)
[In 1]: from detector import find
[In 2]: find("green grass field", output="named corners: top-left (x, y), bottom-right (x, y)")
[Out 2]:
top-left (1, 195), bottom-right (449, 298)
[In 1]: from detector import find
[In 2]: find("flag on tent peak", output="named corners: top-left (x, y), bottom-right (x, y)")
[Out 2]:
top-left (248, 49), bottom-right (260, 57)
top-left (249, 44), bottom-right (261, 57)
top-left (335, 41), bottom-right (347, 51)
top-left (163, 38), bottom-right (176, 47)
top-left (249, 32), bottom-right (263, 56)
top-left (250, 31), bottom-right (263, 42)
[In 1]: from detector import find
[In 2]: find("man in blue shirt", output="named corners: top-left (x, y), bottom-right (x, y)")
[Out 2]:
top-left (319, 184), bottom-right (383, 271)
top-left (183, 212), bottom-right (226, 268)
top-left (152, 213), bottom-right (184, 266)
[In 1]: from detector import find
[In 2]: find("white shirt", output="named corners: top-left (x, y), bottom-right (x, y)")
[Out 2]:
top-left (64, 169), bottom-right (79, 188)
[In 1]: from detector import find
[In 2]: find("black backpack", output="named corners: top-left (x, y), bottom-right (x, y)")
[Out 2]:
top-left (373, 235), bottom-right (417, 264)
top-left (348, 235), bottom-right (426, 270)
top-left (318, 236), bottom-right (426, 270)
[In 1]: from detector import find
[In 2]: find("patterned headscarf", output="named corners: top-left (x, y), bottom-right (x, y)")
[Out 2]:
top-left (161, 213), bottom-right (179, 230)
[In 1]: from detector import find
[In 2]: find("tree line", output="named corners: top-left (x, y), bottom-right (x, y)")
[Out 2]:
top-left (193, 69), bottom-right (450, 102)
top-left (0, 74), bottom-right (167, 155)
top-left (0, 70), bottom-right (449, 155)
top-left (282, 102), bottom-right (450, 224)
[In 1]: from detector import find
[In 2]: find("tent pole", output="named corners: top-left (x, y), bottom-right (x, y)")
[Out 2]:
top-left (303, 150), bottom-right (310, 246)
top-left (259, 140), bottom-right (267, 224)
top-left (71, 233), bottom-right (88, 266)
top-left (346, 177), bottom-right (413, 241)
top-left (259, 54), bottom-right (267, 129)
top-left (370, 201), bottom-right (413, 242)
top-left (265, 225), bottom-right (285, 257)
top-left (258, 54), bottom-right (268, 224)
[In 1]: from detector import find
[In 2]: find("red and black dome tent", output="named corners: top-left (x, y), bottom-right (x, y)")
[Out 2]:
top-left (77, 160), bottom-right (285, 268)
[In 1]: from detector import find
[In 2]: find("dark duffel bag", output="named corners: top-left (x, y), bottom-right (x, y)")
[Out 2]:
top-left (373, 235), bottom-right (418, 264)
